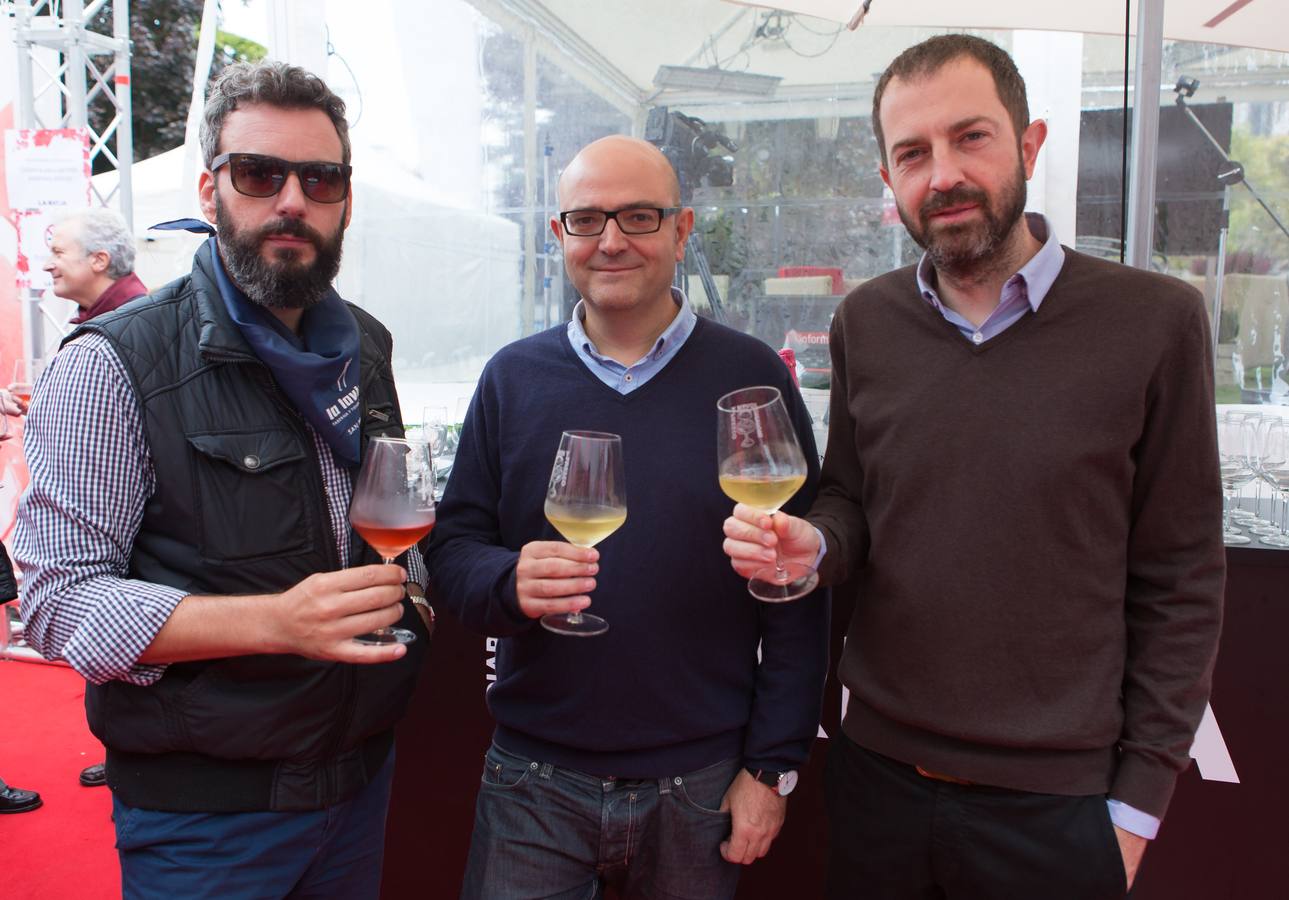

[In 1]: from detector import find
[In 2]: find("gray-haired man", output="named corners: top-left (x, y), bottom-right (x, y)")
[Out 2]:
top-left (44, 207), bottom-right (148, 324)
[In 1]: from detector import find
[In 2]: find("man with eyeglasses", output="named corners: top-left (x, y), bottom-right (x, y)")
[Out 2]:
top-left (14, 61), bottom-right (429, 898)
top-left (427, 134), bottom-right (829, 899)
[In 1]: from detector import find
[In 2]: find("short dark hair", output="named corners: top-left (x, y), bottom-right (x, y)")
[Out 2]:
top-left (872, 34), bottom-right (1030, 167)
top-left (200, 61), bottom-right (351, 168)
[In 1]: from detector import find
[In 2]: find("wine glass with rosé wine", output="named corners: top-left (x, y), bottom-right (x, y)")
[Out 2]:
top-left (717, 385), bottom-right (818, 602)
top-left (541, 430), bottom-right (627, 637)
top-left (10, 358), bottom-right (45, 408)
top-left (348, 436), bottom-right (436, 645)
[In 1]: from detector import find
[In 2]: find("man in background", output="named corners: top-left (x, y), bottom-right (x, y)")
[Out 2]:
top-left (724, 34), bottom-right (1223, 899)
top-left (40, 206), bottom-right (148, 789)
top-left (44, 207), bottom-right (148, 325)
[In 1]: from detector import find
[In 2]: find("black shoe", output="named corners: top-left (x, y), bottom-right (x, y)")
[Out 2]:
top-left (79, 763), bottom-right (107, 787)
top-left (0, 779), bottom-right (42, 814)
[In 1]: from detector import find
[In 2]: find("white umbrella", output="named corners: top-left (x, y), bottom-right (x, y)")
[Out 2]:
top-left (726, 0), bottom-right (1289, 53)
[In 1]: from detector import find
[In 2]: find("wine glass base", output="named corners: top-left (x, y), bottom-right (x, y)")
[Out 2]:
top-left (354, 627), bottom-right (417, 646)
top-left (541, 612), bottom-right (609, 637)
top-left (1259, 534), bottom-right (1289, 548)
top-left (748, 563), bottom-right (819, 603)
top-left (1223, 534), bottom-right (1251, 545)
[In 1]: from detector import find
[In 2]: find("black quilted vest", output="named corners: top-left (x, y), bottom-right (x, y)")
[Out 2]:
top-left (69, 241), bottom-right (429, 811)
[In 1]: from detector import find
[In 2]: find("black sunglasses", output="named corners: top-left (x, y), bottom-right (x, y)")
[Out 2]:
top-left (211, 152), bottom-right (352, 204)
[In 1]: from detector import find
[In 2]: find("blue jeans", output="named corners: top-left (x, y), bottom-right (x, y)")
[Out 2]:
top-left (461, 742), bottom-right (743, 900)
top-left (113, 752), bottom-right (395, 900)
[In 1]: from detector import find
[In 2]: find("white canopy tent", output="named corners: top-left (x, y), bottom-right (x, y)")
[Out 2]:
top-left (90, 145), bottom-right (521, 395)
top-left (733, 0), bottom-right (1289, 53)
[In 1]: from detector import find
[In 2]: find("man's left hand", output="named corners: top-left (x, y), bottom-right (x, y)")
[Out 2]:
top-left (719, 768), bottom-right (786, 865)
top-left (1113, 825), bottom-right (1148, 891)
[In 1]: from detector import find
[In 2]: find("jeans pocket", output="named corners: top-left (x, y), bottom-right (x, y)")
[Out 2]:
top-left (671, 759), bottom-right (738, 818)
top-left (480, 745), bottom-right (536, 791)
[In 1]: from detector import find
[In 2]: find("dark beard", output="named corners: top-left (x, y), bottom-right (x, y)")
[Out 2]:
top-left (214, 197), bottom-right (345, 310)
top-left (899, 161), bottom-right (1028, 279)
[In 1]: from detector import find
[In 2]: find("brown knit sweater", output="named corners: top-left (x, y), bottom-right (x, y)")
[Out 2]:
top-left (810, 248), bottom-right (1225, 819)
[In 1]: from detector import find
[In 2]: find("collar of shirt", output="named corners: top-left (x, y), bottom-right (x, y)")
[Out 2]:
top-left (566, 287), bottom-right (697, 394)
top-left (915, 212), bottom-right (1066, 344)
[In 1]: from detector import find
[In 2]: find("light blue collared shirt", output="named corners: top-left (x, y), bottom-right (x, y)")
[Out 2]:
top-left (915, 212), bottom-right (1065, 343)
top-left (566, 287), bottom-right (697, 393)
top-left (827, 214), bottom-right (1160, 839)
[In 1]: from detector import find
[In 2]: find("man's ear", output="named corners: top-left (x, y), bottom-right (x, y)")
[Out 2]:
top-left (89, 249), bottom-right (111, 274)
top-left (672, 207), bottom-right (695, 263)
top-left (1020, 119), bottom-right (1048, 180)
top-left (198, 169), bottom-right (217, 224)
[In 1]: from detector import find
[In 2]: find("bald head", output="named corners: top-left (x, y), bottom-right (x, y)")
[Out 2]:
top-left (557, 136), bottom-right (681, 209)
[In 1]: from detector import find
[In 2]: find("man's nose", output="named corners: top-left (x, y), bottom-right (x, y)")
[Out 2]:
top-left (927, 153), bottom-right (966, 194)
top-left (273, 171), bottom-right (310, 217)
top-left (597, 217), bottom-right (629, 252)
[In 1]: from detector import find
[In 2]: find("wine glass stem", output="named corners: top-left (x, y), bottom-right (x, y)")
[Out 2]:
top-left (376, 556), bottom-right (396, 634)
top-left (567, 610), bottom-right (584, 624)
top-left (772, 549), bottom-right (791, 584)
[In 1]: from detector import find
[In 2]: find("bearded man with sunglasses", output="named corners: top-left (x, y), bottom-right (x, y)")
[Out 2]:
top-left (14, 61), bottom-right (429, 899)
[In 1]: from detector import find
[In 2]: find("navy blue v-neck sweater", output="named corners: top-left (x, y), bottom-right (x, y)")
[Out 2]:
top-left (427, 318), bottom-right (830, 777)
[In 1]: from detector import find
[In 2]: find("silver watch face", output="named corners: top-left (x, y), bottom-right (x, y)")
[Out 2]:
top-left (777, 770), bottom-right (799, 796)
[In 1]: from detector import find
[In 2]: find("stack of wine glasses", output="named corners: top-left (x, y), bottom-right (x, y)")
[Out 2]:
top-left (1219, 410), bottom-right (1289, 549)
top-left (1256, 415), bottom-right (1289, 548)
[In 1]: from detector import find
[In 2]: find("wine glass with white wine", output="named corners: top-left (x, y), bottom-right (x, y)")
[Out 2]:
top-left (542, 431), bottom-right (627, 637)
top-left (717, 385), bottom-right (818, 602)
top-left (349, 436), bottom-right (437, 645)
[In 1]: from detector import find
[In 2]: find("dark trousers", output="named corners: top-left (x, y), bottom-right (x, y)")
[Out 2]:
top-left (825, 733), bottom-right (1129, 900)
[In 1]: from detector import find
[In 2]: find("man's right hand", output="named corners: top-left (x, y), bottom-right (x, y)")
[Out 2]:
top-left (515, 541), bottom-right (598, 619)
top-left (722, 504), bottom-right (820, 579)
top-left (0, 387), bottom-right (22, 418)
top-left (273, 564), bottom-right (409, 662)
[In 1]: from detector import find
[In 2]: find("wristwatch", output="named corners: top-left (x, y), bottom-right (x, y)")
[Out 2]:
top-left (745, 766), bottom-right (798, 797)
top-left (405, 583), bottom-right (435, 634)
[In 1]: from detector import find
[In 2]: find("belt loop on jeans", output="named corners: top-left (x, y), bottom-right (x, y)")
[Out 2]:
top-left (538, 762), bottom-right (554, 781)
top-left (658, 775), bottom-right (675, 796)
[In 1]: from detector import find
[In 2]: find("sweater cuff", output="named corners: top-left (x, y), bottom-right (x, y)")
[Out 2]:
top-left (1109, 751), bottom-right (1180, 820)
top-left (496, 565), bottom-right (531, 629)
top-left (811, 522), bottom-right (848, 587)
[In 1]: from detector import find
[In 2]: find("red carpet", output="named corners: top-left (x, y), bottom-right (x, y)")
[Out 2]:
top-left (0, 660), bottom-right (118, 899)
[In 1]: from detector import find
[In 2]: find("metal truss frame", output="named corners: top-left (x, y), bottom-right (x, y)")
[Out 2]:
top-left (8, 0), bottom-right (133, 356)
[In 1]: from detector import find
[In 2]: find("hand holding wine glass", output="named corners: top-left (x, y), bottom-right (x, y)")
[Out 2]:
top-left (717, 386), bottom-right (818, 602)
top-left (349, 436), bottom-right (437, 645)
top-left (9, 358), bottom-right (44, 413)
top-left (540, 431), bottom-right (626, 636)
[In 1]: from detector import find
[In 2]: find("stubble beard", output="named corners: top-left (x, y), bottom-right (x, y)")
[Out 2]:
top-left (899, 159), bottom-right (1029, 282)
top-left (215, 195), bottom-right (346, 310)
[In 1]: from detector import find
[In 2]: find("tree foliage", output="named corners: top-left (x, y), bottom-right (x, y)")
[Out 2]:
top-left (1228, 128), bottom-right (1289, 269)
top-left (88, 1), bottom-right (265, 170)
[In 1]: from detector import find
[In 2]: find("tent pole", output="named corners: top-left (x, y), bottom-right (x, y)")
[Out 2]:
top-left (1125, 0), bottom-right (1165, 271)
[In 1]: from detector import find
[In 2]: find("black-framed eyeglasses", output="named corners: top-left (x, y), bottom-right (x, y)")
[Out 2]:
top-left (211, 152), bottom-right (352, 204)
top-left (558, 206), bottom-right (682, 237)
